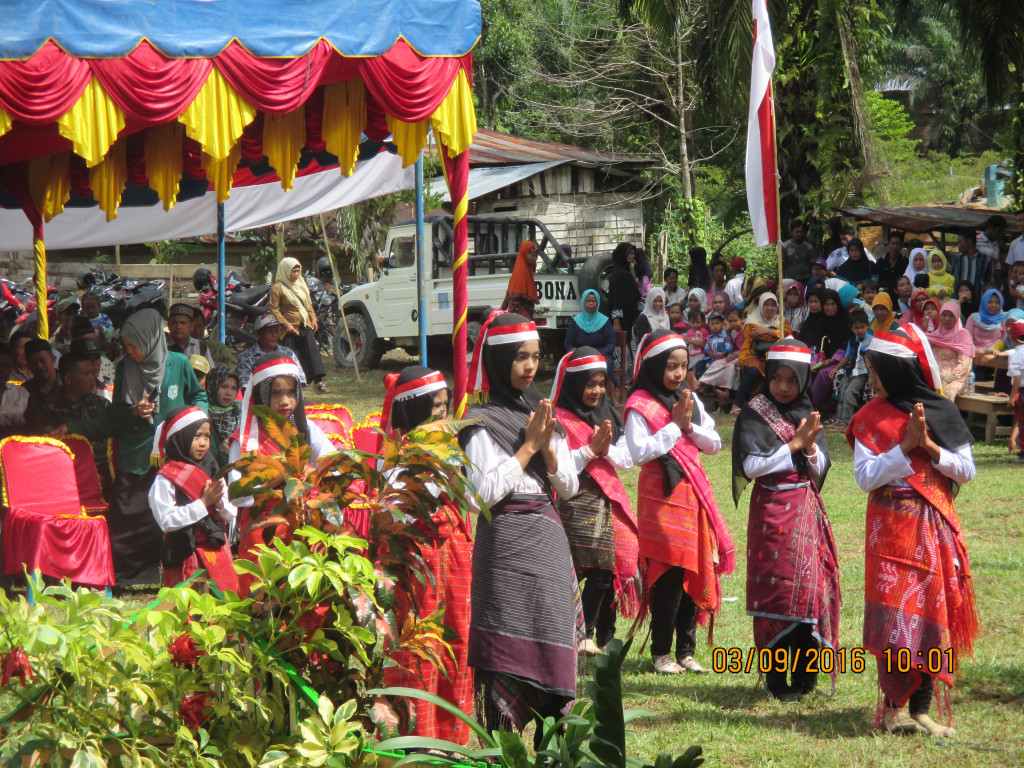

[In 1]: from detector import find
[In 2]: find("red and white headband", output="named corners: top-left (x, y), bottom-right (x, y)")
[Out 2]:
top-left (152, 406), bottom-right (208, 462)
top-left (394, 370), bottom-right (447, 402)
top-left (550, 352), bottom-right (606, 404)
top-left (239, 356), bottom-right (304, 452)
top-left (867, 329), bottom-right (917, 359)
top-left (632, 332), bottom-right (686, 381)
top-left (767, 344), bottom-right (812, 365)
top-left (902, 323), bottom-right (943, 393)
top-left (468, 310), bottom-right (540, 394)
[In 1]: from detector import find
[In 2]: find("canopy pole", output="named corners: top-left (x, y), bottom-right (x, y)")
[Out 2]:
top-left (440, 144), bottom-right (470, 418)
top-left (32, 221), bottom-right (48, 340)
top-left (217, 202), bottom-right (226, 344)
top-left (318, 213), bottom-right (360, 383)
top-left (415, 154), bottom-right (428, 365)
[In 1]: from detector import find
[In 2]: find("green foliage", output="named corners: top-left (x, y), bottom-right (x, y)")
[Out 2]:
top-left (148, 240), bottom-right (204, 265)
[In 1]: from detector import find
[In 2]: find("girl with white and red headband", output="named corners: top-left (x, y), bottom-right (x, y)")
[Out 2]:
top-left (549, 347), bottom-right (640, 657)
top-left (848, 327), bottom-right (978, 737)
top-left (378, 366), bottom-right (475, 746)
top-left (148, 406), bottom-right (238, 594)
top-left (624, 329), bottom-right (734, 675)
top-left (457, 310), bottom-right (580, 741)
top-left (732, 340), bottom-right (839, 703)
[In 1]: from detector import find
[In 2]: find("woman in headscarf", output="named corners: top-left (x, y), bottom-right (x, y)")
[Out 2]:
top-left (847, 328), bottom-right (978, 737)
top-left (566, 289), bottom-right (616, 382)
top-left (204, 365), bottom-right (240, 466)
top-left (608, 241), bottom-right (640, 336)
top-left (501, 241), bottom-right (540, 320)
top-left (835, 238), bottom-right (872, 284)
top-left (741, 274), bottom-right (769, 313)
top-left (732, 341), bottom-right (838, 702)
top-left (956, 281), bottom-right (979, 325)
top-left (965, 288), bottom-right (1006, 353)
top-left (870, 292), bottom-right (898, 334)
top-left (379, 366), bottom-right (474, 745)
top-left (799, 289), bottom-right (850, 410)
top-left (904, 247), bottom-right (928, 286)
top-left (686, 246), bottom-right (712, 292)
top-left (228, 352), bottom-right (334, 593)
top-left (634, 287), bottom-right (672, 341)
top-left (686, 287), bottom-right (708, 315)
top-left (733, 293), bottom-right (792, 414)
top-left (783, 280), bottom-right (808, 332)
top-left (907, 288), bottom-right (930, 328)
top-left (458, 311), bottom-right (580, 742)
top-left (710, 290), bottom-right (731, 316)
top-left (926, 250), bottom-right (954, 299)
top-left (148, 406), bottom-right (237, 593)
top-left (65, 308), bottom-right (207, 585)
top-left (927, 302), bottom-right (975, 399)
top-left (551, 348), bottom-right (640, 655)
top-left (624, 330), bottom-right (733, 674)
top-left (269, 257), bottom-right (327, 393)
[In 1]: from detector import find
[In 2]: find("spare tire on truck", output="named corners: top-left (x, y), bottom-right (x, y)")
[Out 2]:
top-left (576, 252), bottom-right (615, 314)
top-left (333, 312), bottom-right (384, 369)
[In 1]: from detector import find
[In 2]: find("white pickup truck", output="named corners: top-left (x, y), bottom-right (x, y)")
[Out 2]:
top-left (332, 215), bottom-right (611, 368)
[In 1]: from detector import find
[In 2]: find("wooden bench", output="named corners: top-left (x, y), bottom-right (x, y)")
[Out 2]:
top-left (955, 392), bottom-right (1014, 443)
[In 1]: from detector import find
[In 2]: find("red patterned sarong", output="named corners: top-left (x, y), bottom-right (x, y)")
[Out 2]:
top-left (383, 502), bottom-right (474, 744)
top-left (848, 399), bottom-right (979, 707)
top-left (624, 391), bottom-right (733, 624)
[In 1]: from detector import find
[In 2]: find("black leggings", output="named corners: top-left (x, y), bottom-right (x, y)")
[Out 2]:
top-left (649, 567), bottom-right (698, 658)
top-left (283, 325), bottom-right (325, 383)
top-left (764, 623), bottom-right (820, 698)
top-left (580, 568), bottom-right (616, 647)
top-left (734, 366), bottom-right (764, 409)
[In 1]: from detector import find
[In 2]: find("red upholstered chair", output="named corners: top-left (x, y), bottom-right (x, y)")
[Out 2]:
top-left (58, 434), bottom-right (108, 513)
top-left (350, 411), bottom-right (383, 454)
top-left (0, 436), bottom-right (115, 588)
top-left (305, 403), bottom-right (355, 450)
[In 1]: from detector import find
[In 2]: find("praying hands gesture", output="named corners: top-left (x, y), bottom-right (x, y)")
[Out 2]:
top-left (900, 403), bottom-right (941, 461)
top-left (672, 390), bottom-right (694, 434)
top-left (518, 399), bottom-right (559, 474)
top-left (201, 478), bottom-right (226, 511)
top-left (588, 420), bottom-right (614, 457)
top-left (787, 412), bottom-right (822, 455)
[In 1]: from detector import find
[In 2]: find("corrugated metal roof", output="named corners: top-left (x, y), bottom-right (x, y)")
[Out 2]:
top-left (430, 129), bottom-right (650, 168)
top-left (426, 161), bottom-right (566, 201)
top-left (837, 205), bottom-right (1019, 236)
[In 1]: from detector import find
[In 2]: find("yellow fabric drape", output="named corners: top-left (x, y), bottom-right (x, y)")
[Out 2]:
top-left (179, 68), bottom-right (256, 162)
top-left (33, 231), bottom-right (48, 340)
top-left (263, 109), bottom-right (306, 191)
top-left (322, 79), bottom-right (365, 177)
top-left (430, 68), bottom-right (476, 157)
top-left (57, 78), bottom-right (126, 168)
top-left (90, 139), bottom-right (128, 222)
top-left (386, 115), bottom-right (430, 168)
top-left (0, 108), bottom-right (11, 140)
top-left (145, 122), bottom-right (185, 211)
top-left (201, 145), bottom-right (241, 203)
top-left (28, 152), bottom-right (71, 223)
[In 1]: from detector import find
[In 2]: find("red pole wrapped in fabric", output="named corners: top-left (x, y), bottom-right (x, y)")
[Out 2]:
top-left (440, 143), bottom-right (470, 417)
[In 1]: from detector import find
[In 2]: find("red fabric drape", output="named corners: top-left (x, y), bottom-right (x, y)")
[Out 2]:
top-left (91, 41), bottom-right (212, 124)
top-left (0, 41), bottom-right (90, 123)
top-left (357, 40), bottom-right (466, 122)
top-left (214, 40), bottom-right (331, 113)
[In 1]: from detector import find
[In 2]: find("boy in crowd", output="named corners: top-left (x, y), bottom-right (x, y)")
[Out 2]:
top-left (828, 308), bottom-right (872, 428)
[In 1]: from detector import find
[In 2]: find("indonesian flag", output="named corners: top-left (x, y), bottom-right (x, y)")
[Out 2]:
top-left (745, 0), bottom-right (779, 247)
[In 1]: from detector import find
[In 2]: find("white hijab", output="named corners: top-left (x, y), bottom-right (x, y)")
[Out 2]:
top-left (276, 257), bottom-right (312, 325)
top-left (642, 287), bottom-right (672, 331)
top-left (904, 247), bottom-right (928, 283)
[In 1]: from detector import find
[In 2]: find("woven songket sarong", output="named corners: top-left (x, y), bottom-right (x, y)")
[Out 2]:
top-left (848, 398), bottom-right (979, 707)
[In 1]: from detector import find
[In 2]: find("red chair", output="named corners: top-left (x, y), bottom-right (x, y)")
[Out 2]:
top-left (0, 436), bottom-right (114, 588)
top-left (58, 434), bottom-right (108, 513)
top-left (350, 411), bottom-right (383, 454)
top-left (306, 403), bottom-right (356, 450)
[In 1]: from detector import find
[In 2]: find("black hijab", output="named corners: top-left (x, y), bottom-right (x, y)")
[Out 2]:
top-left (391, 365), bottom-right (447, 433)
top-left (162, 405), bottom-right (218, 478)
top-left (252, 351), bottom-right (309, 437)
top-left (835, 237), bottom-right (872, 283)
top-left (687, 246), bottom-right (711, 292)
top-left (732, 340), bottom-right (830, 504)
top-left (552, 347), bottom-right (623, 440)
top-left (628, 330), bottom-right (701, 494)
top-left (799, 288), bottom-right (849, 356)
top-left (609, 242), bottom-right (641, 322)
top-left (956, 280), bottom-right (979, 320)
top-left (863, 331), bottom-right (973, 453)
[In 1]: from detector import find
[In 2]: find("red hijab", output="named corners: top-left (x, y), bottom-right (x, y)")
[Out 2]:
top-left (506, 242), bottom-right (539, 301)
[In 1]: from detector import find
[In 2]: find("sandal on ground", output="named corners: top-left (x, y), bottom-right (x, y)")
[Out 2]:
top-left (882, 707), bottom-right (927, 735)
top-left (676, 655), bottom-right (708, 674)
top-left (315, 382), bottom-right (329, 394)
top-left (910, 714), bottom-right (955, 738)
top-left (652, 655), bottom-right (684, 674)
top-left (728, 406), bottom-right (742, 416)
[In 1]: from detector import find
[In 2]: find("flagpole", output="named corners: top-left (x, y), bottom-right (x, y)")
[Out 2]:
top-left (770, 81), bottom-right (786, 329)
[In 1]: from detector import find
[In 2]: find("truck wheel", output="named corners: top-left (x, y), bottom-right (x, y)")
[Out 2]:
top-left (577, 252), bottom-right (615, 313)
top-left (333, 312), bottom-right (384, 369)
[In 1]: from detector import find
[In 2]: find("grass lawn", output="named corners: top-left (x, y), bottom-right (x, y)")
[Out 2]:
top-left (312, 357), bottom-right (1024, 767)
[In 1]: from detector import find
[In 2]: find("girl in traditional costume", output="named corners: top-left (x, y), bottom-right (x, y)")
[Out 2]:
top-left (847, 327), bottom-right (979, 737)
top-left (378, 365), bottom-right (475, 744)
top-left (550, 348), bottom-right (640, 655)
top-left (205, 366), bottom-right (241, 466)
top-left (458, 311), bottom-right (580, 739)
top-left (624, 330), bottom-right (734, 674)
top-left (732, 341), bottom-right (840, 701)
top-left (148, 406), bottom-right (238, 594)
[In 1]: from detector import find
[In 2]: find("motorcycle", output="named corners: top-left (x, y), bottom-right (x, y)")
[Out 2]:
top-left (194, 268), bottom-right (269, 351)
top-left (75, 268), bottom-right (167, 327)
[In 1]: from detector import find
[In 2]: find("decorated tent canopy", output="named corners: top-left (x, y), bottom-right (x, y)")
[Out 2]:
top-left (0, 0), bottom-right (479, 415)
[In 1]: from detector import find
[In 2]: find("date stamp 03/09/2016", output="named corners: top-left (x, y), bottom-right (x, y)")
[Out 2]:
top-left (709, 647), bottom-right (955, 675)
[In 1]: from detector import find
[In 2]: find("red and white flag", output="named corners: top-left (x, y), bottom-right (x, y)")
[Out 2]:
top-left (745, 0), bottom-right (779, 247)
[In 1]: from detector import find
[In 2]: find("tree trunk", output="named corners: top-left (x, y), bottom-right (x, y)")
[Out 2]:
top-left (835, 3), bottom-right (883, 202)
top-left (676, 34), bottom-right (692, 198)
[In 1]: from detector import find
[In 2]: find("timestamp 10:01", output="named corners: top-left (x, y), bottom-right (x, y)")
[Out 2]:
top-left (882, 648), bottom-right (954, 674)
